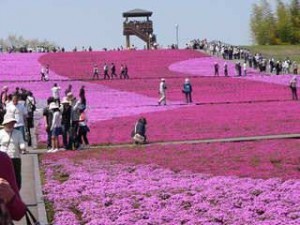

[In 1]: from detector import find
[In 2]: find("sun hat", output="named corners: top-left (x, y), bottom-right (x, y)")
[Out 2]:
top-left (185, 78), bottom-right (190, 83)
top-left (49, 102), bottom-right (59, 110)
top-left (2, 86), bottom-right (8, 91)
top-left (61, 97), bottom-right (70, 104)
top-left (161, 78), bottom-right (165, 81)
top-left (2, 114), bottom-right (16, 125)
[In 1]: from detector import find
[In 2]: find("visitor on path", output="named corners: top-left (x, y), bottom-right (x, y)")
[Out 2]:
top-left (158, 78), bottom-right (167, 105)
top-left (124, 65), bottom-right (129, 79)
top-left (51, 83), bottom-right (61, 105)
top-left (25, 91), bottom-right (36, 147)
top-left (77, 108), bottom-right (90, 149)
top-left (120, 64), bottom-right (125, 79)
top-left (40, 65), bottom-right (46, 81)
top-left (0, 114), bottom-right (26, 190)
top-left (289, 76), bottom-right (298, 100)
top-left (64, 84), bottom-right (72, 96)
top-left (182, 78), bottom-right (192, 103)
top-left (43, 97), bottom-right (55, 150)
top-left (243, 62), bottom-right (247, 76)
top-left (131, 117), bottom-right (147, 144)
top-left (235, 62), bottom-right (242, 76)
top-left (224, 62), bottom-right (228, 77)
top-left (0, 151), bottom-right (26, 221)
top-left (103, 63), bottom-right (110, 80)
top-left (0, 86), bottom-right (9, 107)
top-left (61, 97), bottom-right (71, 150)
top-left (0, 86), bottom-right (8, 125)
top-left (292, 61), bottom-right (298, 75)
top-left (48, 102), bottom-right (63, 153)
top-left (214, 62), bottom-right (219, 76)
top-left (69, 99), bottom-right (81, 150)
top-left (92, 65), bottom-right (99, 80)
top-left (79, 85), bottom-right (86, 110)
top-left (110, 63), bottom-right (117, 79)
top-left (5, 95), bottom-right (28, 143)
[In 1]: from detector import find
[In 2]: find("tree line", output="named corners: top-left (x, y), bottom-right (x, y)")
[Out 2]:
top-left (0, 34), bottom-right (58, 52)
top-left (250, 0), bottom-right (300, 45)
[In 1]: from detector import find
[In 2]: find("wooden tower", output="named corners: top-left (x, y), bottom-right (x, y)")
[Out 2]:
top-left (123, 9), bottom-right (156, 49)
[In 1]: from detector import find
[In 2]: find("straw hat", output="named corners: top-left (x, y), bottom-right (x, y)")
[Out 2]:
top-left (2, 86), bottom-right (8, 91)
top-left (2, 114), bottom-right (16, 125)
top-left (161, 78), bottom-right (165, 82)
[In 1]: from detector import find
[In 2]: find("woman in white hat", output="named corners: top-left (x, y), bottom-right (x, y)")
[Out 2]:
top-left (0, 114), bottom-right (26, 190)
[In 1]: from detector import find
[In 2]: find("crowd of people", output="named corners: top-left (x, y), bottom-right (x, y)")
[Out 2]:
top-left (44, 84), bottom-right (89, 153)
top-left (198, 40), bottom-right (299, 75)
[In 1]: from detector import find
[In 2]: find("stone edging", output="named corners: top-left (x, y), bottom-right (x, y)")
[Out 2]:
top-left (33, 154), bottom-right (48, 224)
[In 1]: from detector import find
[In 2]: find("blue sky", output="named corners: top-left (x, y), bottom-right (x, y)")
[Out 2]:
top-left (0, 0), bottom-right (281, 50)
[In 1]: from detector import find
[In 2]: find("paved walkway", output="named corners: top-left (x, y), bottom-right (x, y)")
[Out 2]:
top-left (86, 133), bottom-right (300, 149)
top-left (14, 123), bottom-right (48, 225)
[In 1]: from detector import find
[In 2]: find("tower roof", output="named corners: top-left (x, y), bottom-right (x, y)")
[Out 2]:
top-left (123, 9), bottom-right (153, 17)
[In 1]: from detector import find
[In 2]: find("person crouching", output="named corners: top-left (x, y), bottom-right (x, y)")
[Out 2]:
top-left (131, 117), bottom-right (147, 144)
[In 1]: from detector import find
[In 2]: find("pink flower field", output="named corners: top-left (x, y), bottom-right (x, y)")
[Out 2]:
top-left (41, 141), bottom-right (300, 224)
top-left (1, 49), bottom-right (300, 224)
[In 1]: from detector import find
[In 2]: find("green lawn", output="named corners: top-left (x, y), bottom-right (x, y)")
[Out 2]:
top-left (242, 45), bottom-right (300, 63)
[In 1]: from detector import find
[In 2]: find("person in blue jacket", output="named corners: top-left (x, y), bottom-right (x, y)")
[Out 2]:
top-left (182, 78), bottom-right (192, 103)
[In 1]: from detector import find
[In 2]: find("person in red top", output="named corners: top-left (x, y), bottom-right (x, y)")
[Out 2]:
top-left (0, 151), bottom-right (26, 221)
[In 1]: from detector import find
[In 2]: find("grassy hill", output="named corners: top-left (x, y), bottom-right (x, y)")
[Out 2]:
top-left (243, 45), bottom-right (300, 63)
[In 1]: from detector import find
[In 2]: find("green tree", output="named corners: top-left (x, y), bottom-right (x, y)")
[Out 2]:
top-left (276, 0), bottom-right (293, 44)
top-left (250, 0), bottom-right (277, 45)
top-left (290, 0), bottom-right (300, 44)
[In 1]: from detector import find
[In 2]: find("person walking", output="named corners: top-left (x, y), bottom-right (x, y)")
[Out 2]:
top-left (0, 114), bottom-right (26, 190)
top-left (214, 62), bottom-right (219, 76)
top-left (289, 76), bottom-right (298, 100)
top-left (158, 78), bottom-right (167, 105)
top-left (92, 65), bottom-right (99, 80)
top-left (110, 63), bottom-right (117, 79)
top-left (182, 78), bottom-right (192, 103)
top-left (224, 62), bottom-right (228, 77)
top-left (103, 63), bottom-right (110, 80)
top-left (124, 65), bottom-right (129, 79)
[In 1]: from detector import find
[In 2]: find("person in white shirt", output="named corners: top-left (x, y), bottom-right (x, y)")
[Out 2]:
top-left (0, 114), bottom-right (26, 189)
top-left (5, 95), bottom-right (28, 142)
top-left (48, 102), bottom-right (63, 153)
top-left (158, 78), bottom-right (167, 105)
top-left (243, 62), bottom-right (247, 76)
top-left (103, 63), bottom-right (110, 80)
top-left (51, 83), bottom-right (61, 105)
